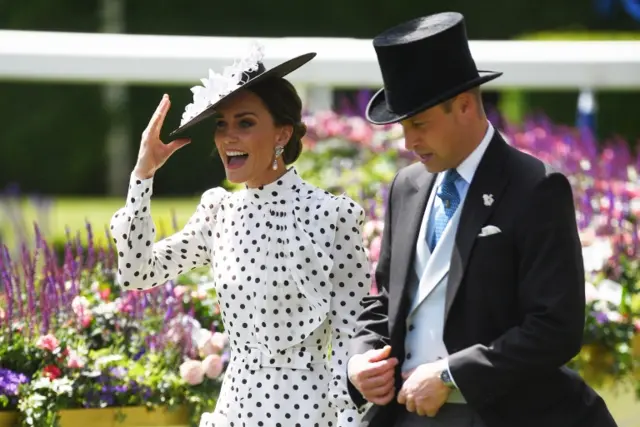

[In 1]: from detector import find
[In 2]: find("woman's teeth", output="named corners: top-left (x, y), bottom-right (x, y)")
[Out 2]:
top-left (226, 151), bottom-right (247, 157)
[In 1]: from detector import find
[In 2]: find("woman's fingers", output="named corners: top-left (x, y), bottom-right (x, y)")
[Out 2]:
top-left (149, 94), bottom-right (171, 139)
top-left (167, 138), bottom-right (192, 155)
top-left (145, 94), bottom-right (171, 141)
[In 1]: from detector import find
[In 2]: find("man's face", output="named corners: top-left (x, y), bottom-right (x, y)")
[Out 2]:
top-left (400, 95), bottom-right (471, 173)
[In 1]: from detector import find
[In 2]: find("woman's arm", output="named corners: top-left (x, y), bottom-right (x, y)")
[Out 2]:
top-left (110, 173), bottom-right (227, 290)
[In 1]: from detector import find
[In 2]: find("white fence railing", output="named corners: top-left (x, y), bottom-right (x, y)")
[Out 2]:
top-left (1, 30), bottom-right (640, 110)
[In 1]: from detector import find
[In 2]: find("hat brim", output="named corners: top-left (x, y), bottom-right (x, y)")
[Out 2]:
top-left (365, 70), bottom-right (503, 125)
top-left (168, 52), bottom-right (316, 140)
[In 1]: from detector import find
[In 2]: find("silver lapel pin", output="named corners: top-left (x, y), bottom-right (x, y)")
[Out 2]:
top-left (482, 194), bottom-right (494, 207)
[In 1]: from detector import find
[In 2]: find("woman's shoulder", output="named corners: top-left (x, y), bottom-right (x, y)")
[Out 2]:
top-left (197, 187), bottom-right (230, 210)
top-left (300, 181), bottom-right (365, 225)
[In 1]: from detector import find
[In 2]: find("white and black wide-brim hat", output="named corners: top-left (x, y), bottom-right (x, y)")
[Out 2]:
top-left (169, 43), bottom-right (316, 140)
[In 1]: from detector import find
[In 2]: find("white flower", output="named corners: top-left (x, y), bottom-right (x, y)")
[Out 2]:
top-left (582, 237), bottom-right (613, 272)
top-left (180, 42), bottom-right (265, 126)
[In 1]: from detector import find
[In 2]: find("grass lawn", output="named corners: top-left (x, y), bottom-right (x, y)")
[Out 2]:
top-left (598, 384), bottom-right (640, 427)
top-left (1, 197), bottom-right (201, 246)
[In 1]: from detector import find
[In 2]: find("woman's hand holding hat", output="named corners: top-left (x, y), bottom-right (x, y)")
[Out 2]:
top-left (133, 94), bottom-right (191, 180)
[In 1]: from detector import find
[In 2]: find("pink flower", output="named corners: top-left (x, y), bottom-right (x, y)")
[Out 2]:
top-left (179, 360), bottom-right (205, 385)
top-left (200, 331), bottom-right (227, 356)
top-left (36, 334), bottom-right (59, 352)
top-left (80, 314), bottom-right (93, 328)
top-left (173, 285), bottom-right (189, 299)
top-left (116, 298), bottom-right (133, 314)
top-left (71, 296), bottom-right (89, 315)
top-left (67, 351), bottom-right (85, 369)
top-left (191, 290), bottom-right (207, 300)
top-left (202, 354), bottom-right (224, 379)
top-left (634, 318), bottom-right (640, 332)
top-left (72, 296), bottom-right (93, 327)
top-left (99, 288), bottom-right (111, 301)
top-left (167, 327), bottom-right (183, 344)
top-left (346, 117), bottom-right (373, 144)
top-left (210, 332), bottom-right (228, 353)
top-left (368, 236), bottom-right (382, 263)
top-left (363, 220), bottom-right (384, 240)
top-left (369, 261), bottom-right (378, 296)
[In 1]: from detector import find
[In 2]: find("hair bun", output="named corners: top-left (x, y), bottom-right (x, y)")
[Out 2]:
top-left (282, 122), bottom-right (306, 165)
top-left (295, 122), bottom-right (307, 139)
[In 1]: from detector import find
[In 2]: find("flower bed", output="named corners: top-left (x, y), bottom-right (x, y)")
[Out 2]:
top-left (0, 226), bottom-right (228, 427)
top-left (1, 109), bottom-right (639, 425)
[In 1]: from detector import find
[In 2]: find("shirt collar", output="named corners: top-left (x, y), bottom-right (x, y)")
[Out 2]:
top-left (244, 167), bottom-right (305, 204)
top-left (455, 121), bottom-right (495, 185)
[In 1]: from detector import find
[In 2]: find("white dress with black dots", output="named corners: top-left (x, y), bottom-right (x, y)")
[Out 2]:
top-left (110, 167), bottom-right (371, 427)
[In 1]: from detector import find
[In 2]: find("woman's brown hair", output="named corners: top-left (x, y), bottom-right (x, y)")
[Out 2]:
top-left (247, 77), bottom-right (307, 164)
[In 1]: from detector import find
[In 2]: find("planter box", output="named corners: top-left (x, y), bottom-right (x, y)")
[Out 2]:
top-left (0, 406), bottom-right (189, 427)
top-left (0, 412), bottom-right (18, 427)
top-left (58, 406), bottom-right (189, 427)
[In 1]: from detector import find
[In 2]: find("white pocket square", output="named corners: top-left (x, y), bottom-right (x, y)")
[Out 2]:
top-left (478, 225), bottom-right (501, 237)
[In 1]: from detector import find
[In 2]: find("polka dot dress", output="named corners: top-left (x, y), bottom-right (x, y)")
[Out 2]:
top-left (110, 167), bottom-right (371, 426)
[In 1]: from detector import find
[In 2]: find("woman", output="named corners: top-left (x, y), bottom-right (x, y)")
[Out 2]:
top-left (110, 44), bottom-right (371, 427)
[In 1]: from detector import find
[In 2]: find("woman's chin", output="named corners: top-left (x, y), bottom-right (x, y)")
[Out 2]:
top-left (224, 170), bottom-right (247, 185)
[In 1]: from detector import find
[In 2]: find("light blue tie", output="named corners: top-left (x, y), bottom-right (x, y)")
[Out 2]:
top-left (429, 169), bottom-right (461, 251)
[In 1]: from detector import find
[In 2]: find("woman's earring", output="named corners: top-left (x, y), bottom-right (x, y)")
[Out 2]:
top-left (272, 146), bottom-right (284, 170)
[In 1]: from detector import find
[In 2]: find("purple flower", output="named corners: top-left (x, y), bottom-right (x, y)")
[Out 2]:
top-left (0, 368), bottom-right (29, 398)
top-left (594, 312), bottom-right (609, 324)
top-left (109, 367), bottom-right (127, 379)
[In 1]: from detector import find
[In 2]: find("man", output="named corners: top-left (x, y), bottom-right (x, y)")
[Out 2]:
top-left (346, 11), bottom-right (617, 427)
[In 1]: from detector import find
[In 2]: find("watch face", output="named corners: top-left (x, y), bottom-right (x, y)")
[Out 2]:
top-left (440, 370), bottom-right (454, 388)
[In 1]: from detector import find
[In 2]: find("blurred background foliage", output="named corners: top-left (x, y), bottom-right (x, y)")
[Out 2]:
top-left (1, 0), bottom-right (639, 196)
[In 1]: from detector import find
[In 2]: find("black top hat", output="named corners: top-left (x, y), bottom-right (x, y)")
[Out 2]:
top-left (169, 43), bottom-right (316, 140)
top-left (366, 12), bottom-right (502, 125)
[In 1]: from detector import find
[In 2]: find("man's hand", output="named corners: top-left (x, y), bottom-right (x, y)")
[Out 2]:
top-left (348, 345), bottom-right (399, 405)
top-left (397, 361), bottom-right (451, 417)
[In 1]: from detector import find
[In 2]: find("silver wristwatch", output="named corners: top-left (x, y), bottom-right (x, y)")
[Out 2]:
top-left (439, 369), bottom-right (456, 390)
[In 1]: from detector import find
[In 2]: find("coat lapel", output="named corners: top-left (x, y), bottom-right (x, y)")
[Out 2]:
top-left (410, 202), bottom-right (462, 314)
top-left (445, 134), bottom-right (510, 321)
top-left (388, 168), bottom-right (434, 334)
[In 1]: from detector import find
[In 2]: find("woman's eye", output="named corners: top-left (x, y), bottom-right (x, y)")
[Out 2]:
top-left (216, 121), bottom-right (226, 129)
top-left (239, 119), bottom-right (254, 128)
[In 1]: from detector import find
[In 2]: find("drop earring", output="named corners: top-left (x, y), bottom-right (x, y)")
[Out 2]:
top-left (272, 146), bottom-right (284, 170)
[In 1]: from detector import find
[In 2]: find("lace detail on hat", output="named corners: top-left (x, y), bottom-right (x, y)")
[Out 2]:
top-left (180, 42), bottom-right (265, 126)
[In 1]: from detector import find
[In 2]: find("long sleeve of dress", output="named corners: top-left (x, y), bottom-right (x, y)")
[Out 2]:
top-left (328, 196), bottom-right (372, 427)
top-left (109, 173), bottom-right (228, 290)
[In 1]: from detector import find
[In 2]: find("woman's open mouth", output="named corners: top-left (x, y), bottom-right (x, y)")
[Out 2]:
top-left (226, 150), bottom-right (249, 169)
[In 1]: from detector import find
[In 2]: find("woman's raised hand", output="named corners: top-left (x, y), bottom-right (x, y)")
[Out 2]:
top-left (133, 94), bottom-right (191, 179)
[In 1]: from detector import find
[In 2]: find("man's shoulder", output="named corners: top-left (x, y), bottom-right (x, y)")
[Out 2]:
top-left (504, 142), bottom-right (564, 189)
top-left (393, 162), bottom-right (429, 188)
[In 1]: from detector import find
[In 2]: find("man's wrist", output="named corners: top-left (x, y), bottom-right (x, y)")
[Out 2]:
top-left (439, 368), bottom-right (457, 390)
